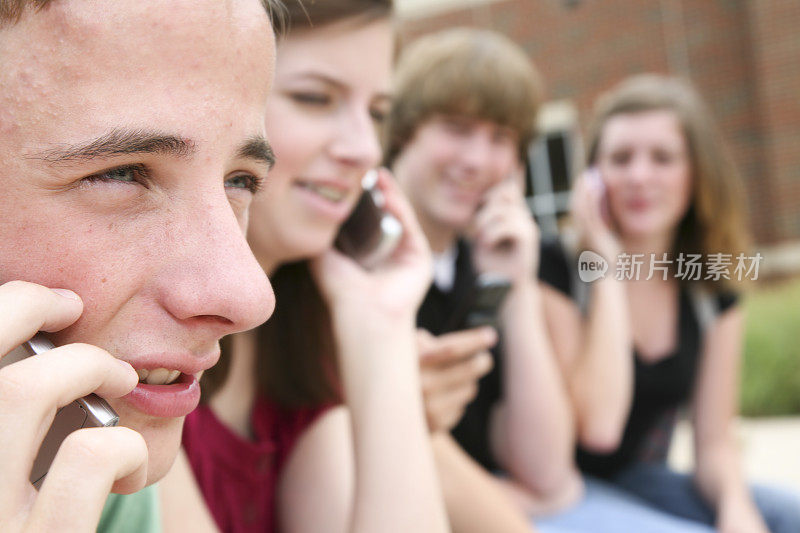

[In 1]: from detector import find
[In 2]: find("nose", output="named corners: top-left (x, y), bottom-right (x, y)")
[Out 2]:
top-left (157, 189), bottom-right (275, 339)
top-left (626, 153), bottom-right (652, 185)
top-left (328, 105), bottom-right (383, 171)
top-left (460, 131), bottom-right (495, 177)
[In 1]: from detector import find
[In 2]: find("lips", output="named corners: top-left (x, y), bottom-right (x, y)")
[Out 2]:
top-left (293, 177), bottom-right (359, 221)
top-left (123, 372), bottom-right (201, 418)
top-left (119, 349), bottom-right (219, 418)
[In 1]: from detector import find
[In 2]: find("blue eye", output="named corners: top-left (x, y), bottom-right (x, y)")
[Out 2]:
top-left (82, 164), bottom-right (149, 186)
top-left (225, 173), bottom-right (263, 194)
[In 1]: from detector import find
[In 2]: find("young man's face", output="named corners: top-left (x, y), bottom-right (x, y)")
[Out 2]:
top-left (394, 115), bottom-right (519, 236)
top-left (0, 0), bottom-right (276, 484)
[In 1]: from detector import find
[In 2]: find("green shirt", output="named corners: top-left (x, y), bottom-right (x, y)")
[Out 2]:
top-left (97, 484), bottom-right (161, 533)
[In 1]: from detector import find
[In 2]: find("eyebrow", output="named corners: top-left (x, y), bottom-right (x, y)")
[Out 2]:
top-left (31, 128), bottom-right (275, 170)
top-left (33, 129), bottom-right (196, 164)
top-left (291, 72), bottom-right (393, 102)
top-left (237, 135), bottom-right (275, 170)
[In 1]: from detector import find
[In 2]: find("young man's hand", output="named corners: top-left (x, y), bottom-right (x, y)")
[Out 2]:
top-left (470, 176), bottom-right (539, 286)
top-left (0, 281), bottom-right (147, 533)
top-left (417, 327), bottom-right (496, 433)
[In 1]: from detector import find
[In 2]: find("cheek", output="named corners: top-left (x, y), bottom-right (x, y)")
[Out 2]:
top-left (664, 167), bottom-right (693, 218)
top-left (265, 102), bottom-right (324, 179)
top-left (0, 201), bottom-right (152, 334)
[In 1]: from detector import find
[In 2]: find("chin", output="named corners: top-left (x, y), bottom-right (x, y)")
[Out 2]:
top-left (115, 403), bottom-right (185, 486)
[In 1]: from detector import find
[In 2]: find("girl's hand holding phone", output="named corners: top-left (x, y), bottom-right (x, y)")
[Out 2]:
top-left (571, 167), bottom-right (622, 264)
top-left (311, 168), bottom-right (432, 323)
top-left (0, 281), bottom-right (146, 533)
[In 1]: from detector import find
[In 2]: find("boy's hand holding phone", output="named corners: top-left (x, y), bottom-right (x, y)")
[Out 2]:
top-left (0, 281), bottom-right (146, 532)
top-left (470, 177), bottom-right (539, 287)
top-left (417, 327), bottom-right (497, 433)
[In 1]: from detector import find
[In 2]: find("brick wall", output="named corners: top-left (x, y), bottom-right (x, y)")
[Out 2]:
top-left (398, 0), bottom-right (800, 245)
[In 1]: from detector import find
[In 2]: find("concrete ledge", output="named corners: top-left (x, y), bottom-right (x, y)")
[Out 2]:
top-left (669, 417), bottom-right (800, 491)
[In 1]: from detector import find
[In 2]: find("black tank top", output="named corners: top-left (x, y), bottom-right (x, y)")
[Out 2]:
top-left (538, 238), bottom-right (738, 478)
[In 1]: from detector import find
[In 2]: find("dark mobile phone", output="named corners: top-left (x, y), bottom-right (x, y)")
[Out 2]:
top-left (1, 334), bottom-right (119, 488)
top-left (446, 273), bottom-right (512, 331)
top-left (334, 169), bottom-right (403, 269)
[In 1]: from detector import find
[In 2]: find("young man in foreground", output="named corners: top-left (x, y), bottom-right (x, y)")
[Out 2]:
top-left (0, 0), bottom-right (277, 529)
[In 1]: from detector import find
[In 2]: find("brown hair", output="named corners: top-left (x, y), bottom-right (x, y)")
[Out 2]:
top-left (586, 74), bottom-right (750, 286)
top-left (385, 28), bottom-right (543, 165)
top-left (1, 0), bottom-right (286, 32)
top-left (203, 0), bottom-right (394, 408)
top-left (283, 0), bottom-right (390, 32)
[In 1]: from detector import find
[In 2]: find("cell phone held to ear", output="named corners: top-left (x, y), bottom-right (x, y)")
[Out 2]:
top-left (1, 334), bottom-right (119, 488)
top-left (334, 169), bottom-right (403, 269)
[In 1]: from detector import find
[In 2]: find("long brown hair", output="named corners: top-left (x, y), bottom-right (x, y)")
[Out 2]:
top-left (585, 74), bottom-right (750, 287)
top-left (203, 0), bottom-right (393, 408)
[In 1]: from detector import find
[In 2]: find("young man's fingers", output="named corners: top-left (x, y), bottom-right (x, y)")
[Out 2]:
top-left (0, 281), bottom-right (83, 357)
top-left (420, 328), bottom-right (497, 364)
top-left (0, 344), bottom-right (137, 486)
top-left (28, 426), bottom-right (148, 532)
top-left (422, 351), bottom-right (493, 393)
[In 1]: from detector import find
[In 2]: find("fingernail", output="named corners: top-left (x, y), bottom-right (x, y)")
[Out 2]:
top-left (116, 358), bottom-right (135, 373)
top-left (51, 288), bottom-right (81, 301)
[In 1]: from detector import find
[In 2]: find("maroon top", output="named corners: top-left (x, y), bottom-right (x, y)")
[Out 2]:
top-left (182, 397), bottom-right (331, 533)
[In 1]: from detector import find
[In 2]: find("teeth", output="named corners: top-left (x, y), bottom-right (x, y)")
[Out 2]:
top-left (137, 368), bottom-right (181, 385)
top-left (301, 182), bottom-right (346, 202)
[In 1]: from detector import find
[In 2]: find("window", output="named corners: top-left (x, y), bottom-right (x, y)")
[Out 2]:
top-left (525, 100), bottom-right (582, 237)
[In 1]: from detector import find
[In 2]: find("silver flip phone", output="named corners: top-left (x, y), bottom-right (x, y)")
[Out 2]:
top-left (334, 169), bottom-right (403, 269)
top-left (1, 334), bottom-right (119, 488)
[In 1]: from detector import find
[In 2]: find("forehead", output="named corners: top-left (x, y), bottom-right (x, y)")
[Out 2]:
top-left (601, 110), bottom-right (685, 148)
top-left (274, 19), bottom-right (392, 92)
top-left (0, 0), bottom-right (274, 158)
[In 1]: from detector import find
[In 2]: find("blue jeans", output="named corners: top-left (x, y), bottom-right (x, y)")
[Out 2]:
top-left (611, 462), bottom-right (800, 533)
top-left (534, 476), bottom-right (714, 532)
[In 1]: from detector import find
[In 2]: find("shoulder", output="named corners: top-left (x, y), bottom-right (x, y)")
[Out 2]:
top-left (98, 484), bottom-right (161, 533)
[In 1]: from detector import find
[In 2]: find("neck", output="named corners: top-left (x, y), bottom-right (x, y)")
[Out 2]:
top-left (622, 231), bottom-right (674, 258)
top-left (209, 328), bottom-right (259, 439)
top-left (420, 215), bottom-right (457, 255)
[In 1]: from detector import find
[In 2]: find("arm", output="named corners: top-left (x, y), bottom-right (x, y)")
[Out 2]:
top-left (0, 281), bottom-right (146, 532)
top-left (565, 275), bottom-right (634, 452)
top-left (277, 323), bottom-right (447, 533)
top-left (431, 433), bottom-right (536, 533)
top-left (495, 279), bottom-right (583, 499)
top-left (471, 180), bottom-right (579, 500)
top-left (543, 171), bottom-right (633, 452)
top-left (691, 306), bottom-right (769, 533)
top-left (283, 170), bottom-right (448, 533)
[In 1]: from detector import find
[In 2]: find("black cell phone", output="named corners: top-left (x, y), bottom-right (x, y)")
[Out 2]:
top-left (334, 169), bottom-right (403, 269)
top-left (1, 334), bottom-right (119, 488)
top-left (446, 273), bottom-right (512, 331)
